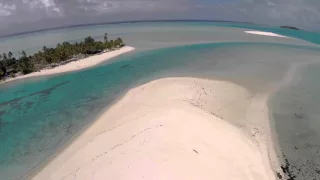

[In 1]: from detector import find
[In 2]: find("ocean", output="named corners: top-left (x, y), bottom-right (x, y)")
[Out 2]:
top-left (0, 21), bottom-right (320, 179)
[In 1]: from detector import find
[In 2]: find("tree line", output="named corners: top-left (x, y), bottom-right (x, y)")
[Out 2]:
top-left (0, 33), bottom-right (125, 79)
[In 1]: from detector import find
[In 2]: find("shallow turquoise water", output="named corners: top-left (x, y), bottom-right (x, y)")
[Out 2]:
top-left (1, 22), bottom-right (320, 179)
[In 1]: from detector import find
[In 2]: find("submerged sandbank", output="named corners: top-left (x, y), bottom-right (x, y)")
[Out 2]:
top-left (33, 77), bottom-right (277, 180)
top-left (245, 31), bottom-right (289, 38)
top-left (2, 46), bottom-right (135, 83)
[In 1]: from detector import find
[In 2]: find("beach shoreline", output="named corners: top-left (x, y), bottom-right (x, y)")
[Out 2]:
top-left (1, 46), bottom-right (135, 84)
top-left (32, 77), bottom-right (277, 180)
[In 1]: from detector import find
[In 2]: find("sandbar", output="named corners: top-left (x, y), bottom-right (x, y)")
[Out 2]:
top-left (32, 77), bottom-right (276, 180)
top-left (245, 31), bottom-right (289, 38)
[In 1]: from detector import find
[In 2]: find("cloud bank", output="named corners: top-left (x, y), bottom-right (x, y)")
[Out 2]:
top-left (0, 0), bottom-right (319, 36)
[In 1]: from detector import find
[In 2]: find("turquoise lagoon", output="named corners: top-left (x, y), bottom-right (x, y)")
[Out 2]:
top-left (1, 21), bottom-right (320, 179)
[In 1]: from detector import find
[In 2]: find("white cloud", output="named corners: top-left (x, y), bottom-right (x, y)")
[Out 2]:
top-left (22, 0), bottom-right (62, 16)
top-left (267, 1), bottom-right (275, 6)
top-left (0, 3), bottom-right (16, 16)
top-left (72, 0), bottom-right (184, 14)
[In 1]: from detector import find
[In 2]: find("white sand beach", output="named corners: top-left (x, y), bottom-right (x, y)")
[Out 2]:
top-left (245, 30), bottom-right (289, 38)
top-left (33, 77), bottom-right (277, 180)
top-left (3, 46), bottom-right (135, 83)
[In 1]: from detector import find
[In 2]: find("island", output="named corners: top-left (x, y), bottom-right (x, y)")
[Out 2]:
top-left (280, 26), bottom-right (300, 30)
top-left (0, 33), bottom-right (132, 82)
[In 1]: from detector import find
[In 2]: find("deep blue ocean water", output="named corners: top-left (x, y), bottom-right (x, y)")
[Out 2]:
top-left (1, 21), bottom-right (320, 179)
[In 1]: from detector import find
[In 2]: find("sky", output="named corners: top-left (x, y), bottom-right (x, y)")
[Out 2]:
top-left (0, 0), bottom-right (320, 36)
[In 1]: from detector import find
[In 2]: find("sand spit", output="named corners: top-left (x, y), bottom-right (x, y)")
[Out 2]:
top-left (33, 77), bottom-right (276, 180)
top-left (245, 31), bottom-right (289, 38)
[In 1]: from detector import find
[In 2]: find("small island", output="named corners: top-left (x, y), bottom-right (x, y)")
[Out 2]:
top-left (0, 33), bottom-right (131, 82)
top-left (280, 26), bottom-right (300, 30)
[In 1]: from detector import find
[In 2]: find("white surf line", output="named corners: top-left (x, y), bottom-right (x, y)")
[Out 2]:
top-left (245, 31), bottom-right (289, 38)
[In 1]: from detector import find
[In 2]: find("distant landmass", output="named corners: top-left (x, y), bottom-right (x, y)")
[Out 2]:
top-left (280, 26), bottom-right (300, 30)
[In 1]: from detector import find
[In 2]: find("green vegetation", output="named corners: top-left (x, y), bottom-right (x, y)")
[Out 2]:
top-left (0, 33), bottom-right (125, 81)
top-left (280, 26), bottom-right (300, 30)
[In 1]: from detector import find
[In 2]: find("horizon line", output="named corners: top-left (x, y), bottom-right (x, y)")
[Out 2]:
top-left (0, 19), bottom-right (264, 39)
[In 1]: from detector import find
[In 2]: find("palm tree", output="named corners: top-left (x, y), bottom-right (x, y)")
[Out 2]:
top-left (21, 51), bottom-right (27, 57)
top-left (2, 53), bottom-right (7, 61)
top-left (43, 46), bottom-right (48, 52)
top-left (114, 38), bottom-right (125, 48)
top-left (0, 61), bottom-right (6, 76)
top-left (109, 40), bottom-right (114, 49)
top-left (117, 38), bottom-right (125, 47)
top-left (84, 36), bottom-right (95, 44)
top-left (8, 51), bottom-right (13, 59)
top-left (62, 41), bottom-right (71, 46)
top-left (104, 33), bottom-right (108, 43)
top-left (18, 56), bottom-right (34, 74)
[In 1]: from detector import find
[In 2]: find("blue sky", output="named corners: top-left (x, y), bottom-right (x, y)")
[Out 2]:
top-left (0, 0), bottom-right (319, 36)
